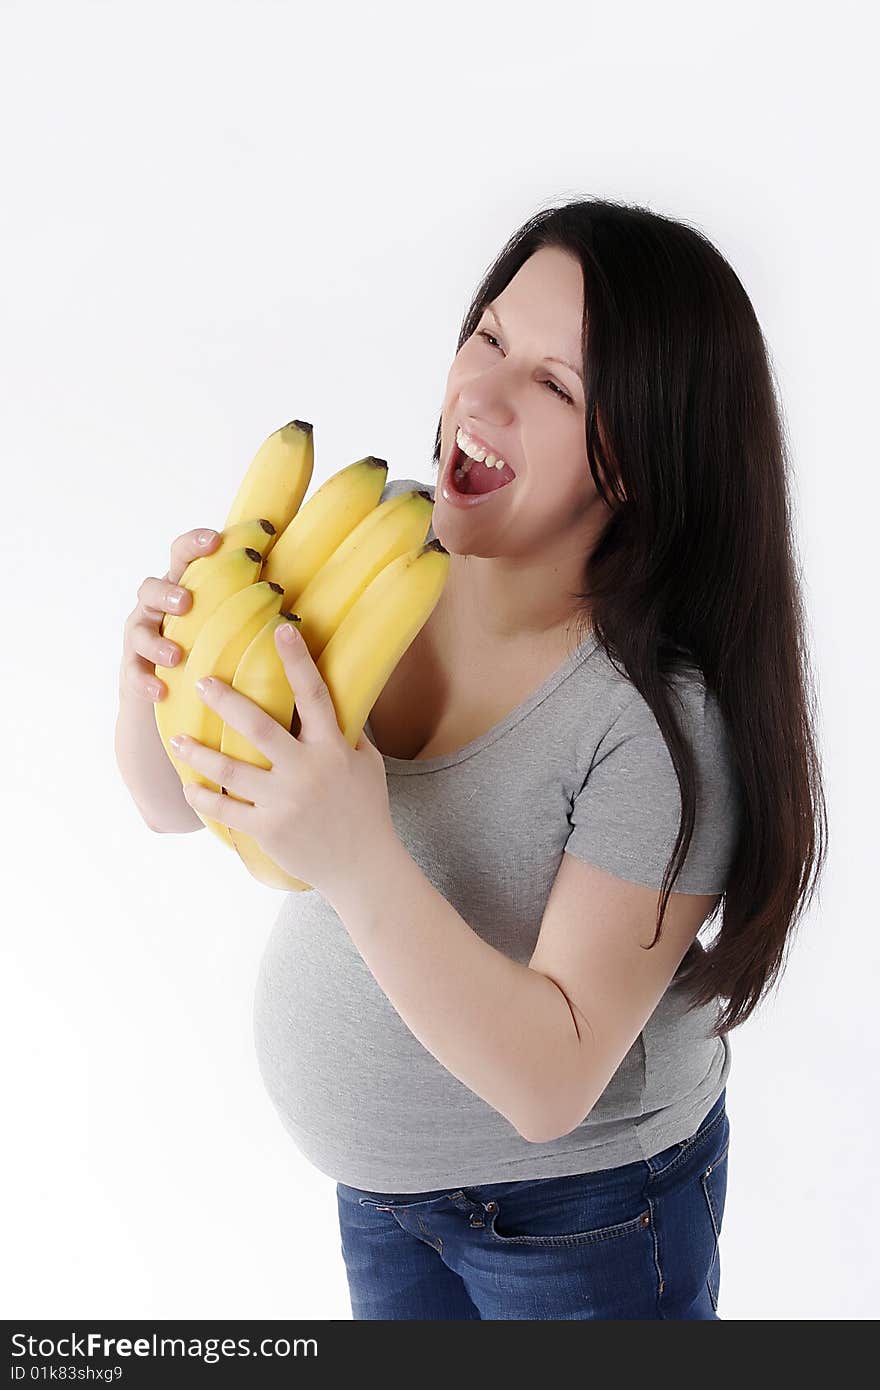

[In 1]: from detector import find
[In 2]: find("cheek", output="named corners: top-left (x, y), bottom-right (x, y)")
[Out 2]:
top-left (525, 432), bottom-right (590, 494)
top-left (517, 448), bottom-right (595, 527)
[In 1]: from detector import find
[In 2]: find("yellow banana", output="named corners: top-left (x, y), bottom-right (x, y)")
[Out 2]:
top-left (223, 420), bottom-right (314, 554)
top-left (220, 612), bottom-right (312, 892)
top-left (261, 457), bottom-right (389, 606)
top-left (155, 545), bottom-right (263, 774)
top-left (179, 518), bottom-right (276, 584)
top-left (291, 489), bottom-right (434, 657)
top-left (157, 415), bottom-right (445, 896)
top-left (219, 538), bottom-right (450, 893)
top-left (317, 538), bottom-right (450, 746)
top-left (172, 580), bottom-right (287, 842)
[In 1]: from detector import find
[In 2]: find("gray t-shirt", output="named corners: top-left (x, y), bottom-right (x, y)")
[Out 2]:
top-left (252, 477), bottom-right (743, 1191)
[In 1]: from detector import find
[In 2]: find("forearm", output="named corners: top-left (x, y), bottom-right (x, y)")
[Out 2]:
top-left (326, 834), bottom-right (585, 1143)
top-left (115, 688), bottom-right (203, 833)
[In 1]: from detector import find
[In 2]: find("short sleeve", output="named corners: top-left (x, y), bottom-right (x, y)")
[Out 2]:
top-left (564, 679), bottom-right (742, 894)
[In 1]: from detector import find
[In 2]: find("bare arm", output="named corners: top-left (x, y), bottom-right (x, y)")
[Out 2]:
top-left (326, 832), bottom-right (582, 1142)
top-left (329, 833), bottom-right (720, 1144)
top-left (115, 686), bottom-right (203, 833)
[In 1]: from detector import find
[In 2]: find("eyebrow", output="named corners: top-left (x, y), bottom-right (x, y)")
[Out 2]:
top-left (485, 303), bottom-right (583, 383)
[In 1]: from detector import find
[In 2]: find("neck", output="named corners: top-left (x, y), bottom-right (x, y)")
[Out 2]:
top-left (433, 551), bottom-right (590, 659)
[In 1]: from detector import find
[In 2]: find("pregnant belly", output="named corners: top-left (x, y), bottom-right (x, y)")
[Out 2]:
top-left (249, 897), bottom-right (691, 1191)
top-left (251, 899), bottom-right (494, 1164)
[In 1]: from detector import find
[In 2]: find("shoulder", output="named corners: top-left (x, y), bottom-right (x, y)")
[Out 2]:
top-left (564, 649), bottom-right (742, 892)
top-left (618, 666), bottom-right (729, 749)
top-left (590, 659), bottom-right (738, 801)
top-left (579, 644), bottom-right (733, 770)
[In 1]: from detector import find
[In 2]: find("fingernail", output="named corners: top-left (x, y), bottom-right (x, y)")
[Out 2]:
top-left (198, 531), bottom-right (216, 545)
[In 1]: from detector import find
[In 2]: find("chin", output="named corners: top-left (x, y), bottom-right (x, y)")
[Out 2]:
top-left (428, 514), bottom-right (471, 556)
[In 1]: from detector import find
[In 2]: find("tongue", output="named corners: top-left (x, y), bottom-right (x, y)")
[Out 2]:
top-left (462, 455), bottom-right (513, 495)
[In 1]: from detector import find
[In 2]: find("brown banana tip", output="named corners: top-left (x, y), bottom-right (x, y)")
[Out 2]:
top-left (368, 457), bottom-right (389, 470)
top-left (425, 537), bottom-right (448, 554)
top-left (245, 547), bottom-right (263, 562)
top-left (417, 489), bottom-right (433, 502)
top-left (268, 582), bottom-right (284, 594)
top-left (289, 419), bottom-right (313, 434)
top-left (259, 518), bottom-right (276, 533)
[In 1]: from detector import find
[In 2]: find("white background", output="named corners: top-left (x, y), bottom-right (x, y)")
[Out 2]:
top-left (2, 0), bottom-right (875, 1321)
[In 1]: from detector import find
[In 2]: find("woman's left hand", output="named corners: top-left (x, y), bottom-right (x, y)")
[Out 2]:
top-left (169, 623), bottom-right (396, 897)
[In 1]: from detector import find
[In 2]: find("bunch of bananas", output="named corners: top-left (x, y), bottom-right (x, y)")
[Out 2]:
top-left (153, 418), bottom-right (449, 892)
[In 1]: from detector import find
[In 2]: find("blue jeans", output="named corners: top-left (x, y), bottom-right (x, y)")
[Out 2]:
top-left (336, 1088), bottom-right (729, 1319)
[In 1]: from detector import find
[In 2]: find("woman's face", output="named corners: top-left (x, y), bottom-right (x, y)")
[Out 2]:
top-left (432, 245), bottom-right (610, 559)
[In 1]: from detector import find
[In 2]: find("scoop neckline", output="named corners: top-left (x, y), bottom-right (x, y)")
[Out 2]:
top-left (364, 627), bottom-right (600, 774)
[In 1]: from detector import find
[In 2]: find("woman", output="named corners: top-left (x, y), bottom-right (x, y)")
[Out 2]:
top-left (249, 197), bottom-right (827, 1319)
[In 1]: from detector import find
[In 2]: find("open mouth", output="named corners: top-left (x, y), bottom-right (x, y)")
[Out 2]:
top-left (448, 441), bottom-right (517, 496)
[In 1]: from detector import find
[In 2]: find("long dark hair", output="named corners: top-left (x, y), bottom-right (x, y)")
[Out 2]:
top-left (432, 196), bottom-right (828, 1037)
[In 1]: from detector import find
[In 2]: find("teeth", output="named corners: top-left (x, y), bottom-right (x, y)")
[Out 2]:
top-left (456, 426), bottom-right (509, 471)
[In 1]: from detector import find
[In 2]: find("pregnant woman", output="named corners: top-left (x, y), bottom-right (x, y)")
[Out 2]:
top-left (116, 196), bottom-right (827, 1319)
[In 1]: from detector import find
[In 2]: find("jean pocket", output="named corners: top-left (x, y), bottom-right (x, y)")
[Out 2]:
top-left (700, 1139), bottom-right (729, 1311)
top-left (485, 1173), bottom-right (651, 1248)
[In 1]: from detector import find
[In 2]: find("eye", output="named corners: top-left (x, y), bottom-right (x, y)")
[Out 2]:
top-left (476, 330), bottom-right (574, 405)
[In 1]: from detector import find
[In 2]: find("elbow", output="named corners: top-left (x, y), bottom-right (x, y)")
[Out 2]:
top-left (515, 1107), bottom-right (581, 1146)
top-left (517, 1119), bottom-right (578, 1145)
top-left (509, 1096), bottom-right (559, 1144)
top-left (515, 1093), bottom-right (595, 1145)
top-left (517, 1122), bottom-right (561, 1145)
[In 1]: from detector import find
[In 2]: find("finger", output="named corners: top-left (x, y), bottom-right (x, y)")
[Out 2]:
top-left (168, 734), bottom-right (273, 803)
top-left (134, 574), bottom-right (193, 626)
top-left (123, 577), bottom-right (193, 700)
top-left (180, 780), bottom-right (261, 833)
top-left (356, 729), bottom-right (386, 769)
top-left (121, 532), bottom-right (219, 705)
top-left (119, 652), bottom-right (166, 703)
top-left (274, 624), bottom-right (341, 741)
top-left (191, 677), bottom-right (291, 763)
top-left (129, 618), bottom-right (184, 670)
top-left (120, 620), bottom-right (185, 702)
top-left (166, 527), bottom-right (221, 586)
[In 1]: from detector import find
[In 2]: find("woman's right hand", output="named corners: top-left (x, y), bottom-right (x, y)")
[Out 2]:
top-left (120, 528), bottom-right (221, 703)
